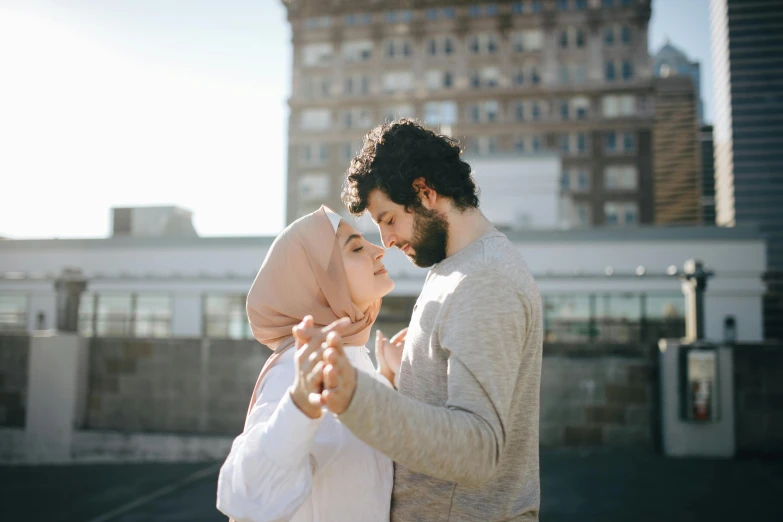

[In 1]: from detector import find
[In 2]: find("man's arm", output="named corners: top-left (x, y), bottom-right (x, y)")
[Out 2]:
top-left (323, 271), bottom-right (531, 487)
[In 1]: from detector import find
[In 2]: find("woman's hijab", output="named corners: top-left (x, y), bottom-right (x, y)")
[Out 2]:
top-left (246, 204), bottom-right (381, 354)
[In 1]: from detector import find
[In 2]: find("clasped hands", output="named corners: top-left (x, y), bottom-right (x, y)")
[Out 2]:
top-left (288, 316), bottom-right (405, 419)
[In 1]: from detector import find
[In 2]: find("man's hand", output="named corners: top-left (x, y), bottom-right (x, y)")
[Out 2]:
top-left (321, 331), bottom-right (357, 415)
top-left (375, 328), bottom-right (406, 386)
top-left (289, 316), bottom-right (350, 419)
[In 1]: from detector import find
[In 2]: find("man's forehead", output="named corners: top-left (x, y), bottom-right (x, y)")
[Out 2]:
top-left (366, 190), bottom-right (393, 216)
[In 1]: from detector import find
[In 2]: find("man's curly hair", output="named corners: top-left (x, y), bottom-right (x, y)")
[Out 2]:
top-left (341, 119), bottom-right (479, 215)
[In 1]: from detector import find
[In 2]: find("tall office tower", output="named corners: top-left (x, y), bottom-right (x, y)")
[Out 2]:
top-left (699, 125), bottom-right (716, 225)
top-left (710, 0), bottom-right (783, 339)
top-left (654, 41), bottom-right (704, 122)
top-left (652, 75), bottom-right (701, 224)
top-left (283, 0), bottom-right (655, 229)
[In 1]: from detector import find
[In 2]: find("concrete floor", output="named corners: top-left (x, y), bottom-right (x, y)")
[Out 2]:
top-left (1, 449), bottom-right (781, 522)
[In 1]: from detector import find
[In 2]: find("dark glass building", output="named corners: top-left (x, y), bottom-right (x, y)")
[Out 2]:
top-left (699, 125), bottom-right (716, 225)
top-left (710, 0), bottom-right (783, 339)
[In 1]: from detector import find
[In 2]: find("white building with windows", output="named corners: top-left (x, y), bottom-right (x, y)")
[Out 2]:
top-left (0, 222), bottom-right (767, 345)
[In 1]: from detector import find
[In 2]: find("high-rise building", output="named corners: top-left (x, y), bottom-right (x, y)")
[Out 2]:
top-left (651, 75), bottom-right (701, 225)
top-left (699, 125), bottom-right (716, 225)
top-left (653, 40), bottom-right (704, 122)
top-left (282, 0), bottom-right (655, 229)
top-left (710, 0), bottom-right (783, 339)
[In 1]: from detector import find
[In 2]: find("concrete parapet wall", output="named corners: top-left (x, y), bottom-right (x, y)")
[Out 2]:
top-left (0, 335), bottom-right (30, 428)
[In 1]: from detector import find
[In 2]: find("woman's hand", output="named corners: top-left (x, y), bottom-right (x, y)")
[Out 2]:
top-left (289, 317), bottom-right (327, 419)
top-left (375, 328), bottom-right (407, 386)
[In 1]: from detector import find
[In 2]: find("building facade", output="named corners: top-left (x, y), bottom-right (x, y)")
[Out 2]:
top-left (700, 124), bottom-right (716, 225)
top-left (653, 40), bottom-right (704, 122)
top-left (652, 75), bottom-right (702, 224)
top-left (0, 226), bottom-right (767, 345)
top-left (710, 0), bottom-right (783, 339)
top-left (283, 0), bottom-right (655, 229)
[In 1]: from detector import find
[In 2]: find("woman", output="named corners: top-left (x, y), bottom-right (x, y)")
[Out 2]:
top-left (216, 206), bottom-right (401, 522)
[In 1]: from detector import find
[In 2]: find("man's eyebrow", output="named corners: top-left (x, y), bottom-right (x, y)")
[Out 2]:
top-left (343, 233), bottom-right (362, 247)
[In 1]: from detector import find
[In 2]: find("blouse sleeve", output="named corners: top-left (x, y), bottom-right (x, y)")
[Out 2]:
top-left (216, 358), bottom-right (325, 522)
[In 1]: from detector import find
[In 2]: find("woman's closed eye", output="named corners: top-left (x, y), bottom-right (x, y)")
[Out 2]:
top-left (353, 246), bottom-right (364, 253)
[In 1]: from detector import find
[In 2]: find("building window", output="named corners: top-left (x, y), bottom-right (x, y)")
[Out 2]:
top-left (345, 74), bottom-right (370, 96)
top-left (343, 40), bottom-right (373, 62)
top-left (469, 4), bottom-right (498, 17)
top-left (575, 0), bottom-right (587, 9)
top-left (604, 26), bottom-right (615, 46)
top-left (204, 295), bottom-right (252, 340)
top-left (424, 101), bottom-right (458, 125)
top-left (343, 108), bottom-right (371, 128)
top-left (299, 143), bottom-right (329, 165)
top-left (622, 60), bottom-right (634, 80)
top-left (560, 100), bottom-right (570, 120)
top-left (514, 68), bottom-right (525, 86)
top-left (573, 97), bottom-right (589, 120)
top-left (604, 132), bottom-right (617, 153)
top-left (383, 104), bottom-right (415, 122)
top-left (0, 294), bottom-right (27, 332)
top-left (469, 33), bottom-right (500, 55)
top-left (558, 0), bottom-right (570, 11)
top-left (532, 66), bottom-right (541, 84)
top-left (515, 101), bottom-right (525, 121)
top-left (532, 135), bottom-right (542, 151)
top-left (382, 71), bottom-right (414, 93)
top-left (532, 101), bottom-right (542, 120)
top-left (605, 61), bottom-right (616, 81)
top-left (604, 202), bottom-right (638, 226)
top-left (427, 70), bottom-right (454, 90)
top-left (342, 141), bottom-right (361, 162)
top-left (560, 134), bottom-right (571, 154)
top-left (576, 29), bottom-right (586, 48)
top-left (602, 0), bottom-right (615, 7)
top-left (602, 94), bottom-right (636, 117)
top-left (298, 173), bottom-right (330, 201)
top-left (79, 294), bottom-right (171, 338)
top-left (304, 17), bottom-right (332, 30)
top-left (470, 67), bottom-right (500, 88)
top-left (443, 7), bottom-right (456, 18)
top-left (512, 30), bottom-right (544, 53)
top-left (623, 131), bottom-right (636, 152)
top-left (302, 43), bottom-right (333, 66)
top-left (300, 109), bottom-right (331, 130)
top-left (385, 39), bottom-right (412, 59)
top-left (559, 30), bottom-right (569, 48)
top-left (344, 13), bottom-right (371, 26)
top-left (621, 25), bottom-right (632, 45)
top-left (605, 165), bottom-right (638, 189)
top-left (574, 63), bottom-right (587, 84)
top-left (576, 132), bottom-right (588, 154)
top-left (386, 10), bottom-right (413, 24)
top-left (426, 9), bottom-right (439, 20)
top-left (469, 136), bottom-right (498, 155)
top-left (531, 0), bottom-right (542, 12)
top-left (512, 2), bottom-right (524, 14)
top-left (576, 168), bottom-right (590, 190)
top-left (515, 135), bottom-right (526, 152)
top-left (469, 100), bottom-right (500, 123)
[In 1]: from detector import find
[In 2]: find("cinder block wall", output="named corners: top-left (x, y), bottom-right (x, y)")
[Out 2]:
top-left (541, 344), bottom-right (658, 449)
top-left (0, 335), bottom-right (30, 427)
top-left (733, 343), bottom-right (783, 456)
top-left (86, 338), bottom-right (269, 436)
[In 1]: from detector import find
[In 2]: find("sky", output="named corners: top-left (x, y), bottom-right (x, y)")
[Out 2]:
top-left (0, 0), bottom-right (712, 239)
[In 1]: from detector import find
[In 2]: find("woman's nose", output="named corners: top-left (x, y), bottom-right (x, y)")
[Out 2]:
top-left (373, 244), bottom-right (385, 260)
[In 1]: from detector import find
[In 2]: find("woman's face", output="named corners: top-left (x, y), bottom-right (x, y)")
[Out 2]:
top-left (337, 221), bottom-right (394, 311)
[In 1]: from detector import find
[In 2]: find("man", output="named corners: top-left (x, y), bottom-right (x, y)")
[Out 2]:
top-left (305, 119), bottom-right (543, 521)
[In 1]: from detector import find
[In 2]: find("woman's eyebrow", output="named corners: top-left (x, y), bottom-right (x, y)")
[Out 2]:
top-left (343, 233), bottom-right (362, 247)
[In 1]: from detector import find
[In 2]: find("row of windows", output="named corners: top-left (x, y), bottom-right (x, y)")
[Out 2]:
top-left (299, 99), bottom-right (642, 130)
top-left (305, 0), bottom-right (636, 29)
top-left (301, 29), bottom-right (636, 66)
top-left (461, 131), bottom-right (635, 156)
top-left (561, 165), bottom-right (639, 192)
top-left (301, 64), bottom-right (638, 98)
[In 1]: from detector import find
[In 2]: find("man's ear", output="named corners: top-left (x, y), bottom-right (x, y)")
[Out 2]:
top-left (412, 178), bottom-right (437, 208)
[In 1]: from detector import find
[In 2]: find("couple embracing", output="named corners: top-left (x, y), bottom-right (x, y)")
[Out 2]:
top-left (217, 119), bottom-right (543, 521)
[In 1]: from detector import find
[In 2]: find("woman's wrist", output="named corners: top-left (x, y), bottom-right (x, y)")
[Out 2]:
top-left (289, 386), bottom-right (322, 419)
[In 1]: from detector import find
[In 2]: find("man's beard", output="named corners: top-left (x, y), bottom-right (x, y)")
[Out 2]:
top-left (407, 206), bottom-right (449, 268)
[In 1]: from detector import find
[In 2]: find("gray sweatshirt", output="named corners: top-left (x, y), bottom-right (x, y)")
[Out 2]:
top-left (338, 229), bottom-right (543, 521)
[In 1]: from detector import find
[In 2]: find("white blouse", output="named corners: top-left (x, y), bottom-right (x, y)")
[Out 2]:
top-left (216, 345), bottom-right (393, 522)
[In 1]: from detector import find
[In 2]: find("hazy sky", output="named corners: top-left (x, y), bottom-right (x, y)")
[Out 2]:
top-left (0, 0), bottom-right (711, 239)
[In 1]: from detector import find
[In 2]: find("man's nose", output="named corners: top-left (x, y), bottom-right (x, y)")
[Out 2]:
top-left (382, 233), bottom-right (396, 249)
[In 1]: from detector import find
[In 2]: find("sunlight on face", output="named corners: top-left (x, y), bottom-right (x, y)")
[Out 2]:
top-left (336, 221), bottom-right (394, 312)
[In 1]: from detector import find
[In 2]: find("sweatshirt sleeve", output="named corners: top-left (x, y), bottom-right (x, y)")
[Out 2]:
top-left (216, 359), bottom-right (325, 522)
top-left (337, 270), bottom-right (530, 487)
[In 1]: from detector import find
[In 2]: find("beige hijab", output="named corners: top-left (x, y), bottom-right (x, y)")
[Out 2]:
top-left (242, 205), bottom-right (381, 416)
